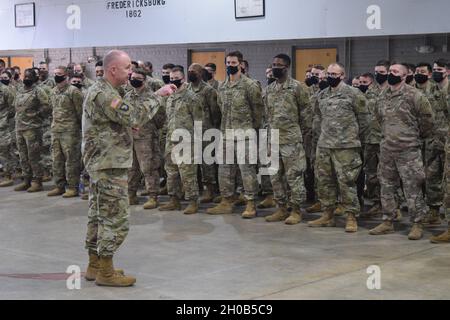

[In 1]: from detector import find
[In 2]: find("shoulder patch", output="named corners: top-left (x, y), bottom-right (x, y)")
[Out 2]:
top-left (110, 97), bottom-right (122, 109)
top-left (119, 104), bottom-right (129, 112)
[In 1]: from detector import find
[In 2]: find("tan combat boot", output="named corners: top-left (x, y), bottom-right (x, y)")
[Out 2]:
top-left (430, 228), bottom-right (450, 243)
top-left (159, 196), bottom-right (181, 211)
top-left (199, 184), bottom-right (215, 204)
top-left (308, 208), bottom-right (336, 227)
top-left (265, 205), bottom-right (289, 222)
top-left (85, 252), bottom-right (124, 281)
top-left (128, 192), bottom-right (139, 205)
top-left (369, 220), bottom-right (395, 235)
top-left (257, 194), bottom-right (276, 209)
top-left (393, 209), bottom-right (403, 222)
top-left (366, 202), bottom-right (382, 217)
top-left (345, 212), bottom-right (358, 233)
top-left (408, 223), bottom-right (424, 240)
top-left (143, 197), bottom-right (158, 210)
top-left (334, 204), bottom-right (345, 216)
top-left (14, 180), bottom-right (31, 192)
top-left (42, 174), bottom-right (52, 182)
top-left (207, 196), bottom-right (234, 215)
top-left (27, 181), bottom-right (43, 193)
top-left (285, 207), bottom-right (303, 225)
top-left (0, 175), bottom-right (14, 187)
top-left (234, 193), bottom-right (247, 206)
top-left (242, 200), bottom-right (257, 219)
top-left (62, 188), bottom-right (78, 198)
top-left (306, 201), bottom-right (321, 213)
top-left (183, 200), bottom-right (199, 215)
top-left (95, 256), bottom-right (136, 287)
top-left (47, 187), bottom-right (65, 197)
top-left (422, 207), bottom-right (441, 225)
top-left (213, 195), bottom-right (222, 203)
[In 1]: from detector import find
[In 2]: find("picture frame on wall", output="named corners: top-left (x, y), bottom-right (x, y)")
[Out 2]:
top-left (235, 0), bottom-right (265, 19)
top-left (15, 2), bottom-right (35, 28)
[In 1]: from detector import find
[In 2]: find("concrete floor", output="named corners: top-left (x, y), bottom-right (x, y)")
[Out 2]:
top-left (0, 181), bottom-right (449, 300)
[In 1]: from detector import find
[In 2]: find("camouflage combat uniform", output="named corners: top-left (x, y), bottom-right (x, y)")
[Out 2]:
top-left (0, 83), bottom-right (18, 177)
top-left (38, 79), bottom-right (55, 176)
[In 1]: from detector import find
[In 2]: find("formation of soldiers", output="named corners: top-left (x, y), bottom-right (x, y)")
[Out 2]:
top-left (1, 50), bottom-right (450, 287)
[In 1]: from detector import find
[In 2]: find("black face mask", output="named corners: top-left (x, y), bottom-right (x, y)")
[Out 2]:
top-left (162, 75), bottom-right (171, 84)
top-left (72, 83), bottom-right (83, 89)
top-left (387, 73), bottom-right (402, 86)
top-left (23, 79), bottom-right (33, 87)
top-left (308, 76), bottom-right (319, 86)
top-left (405, 74), bottom-right (414, 84)
top-left (14, 74), bottom-right (19, 81)
top-left (375, 73), bottom-right (388, 85)
top-left (432, 71), bottom-right (445, 83)
top-left (54, 75), bottom-right (66, 84)
top-left (130, 79), bottom-right (144, 88)
top-left (188, 72), bottom-right (198, 83)
top-left (267, 78), bottom-right (276, 85)
top-left (305, 77), bottom-right (314, 87)
top-left (359, 84), bottom-right (369, 93)
top-left (226, 65), bottom-right (239, 76)
top-left (203, 71), bottom-right (213, 82)
top-left (319, 80), bottom-right (329, 91)
top-left (414, 73), bottom-right (429, 85)
top-left (0, 79), bottom-right (10, 86)
top-left (272, 67), bottom-right (286, 79)
top-left (327, 76), bottom-right (341, 88)
top-left (170, 79), bottom-right (183, 88)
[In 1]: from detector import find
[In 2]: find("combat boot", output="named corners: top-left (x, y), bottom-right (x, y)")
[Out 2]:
top-left (27, 181), bottom-right (43, 193)
top-left (345, 212), bottom-right (358, 233)
top-left (334, 204), bottom-right (345, 216)
top-left (159, 196), bottom-right (181, 211)
top-left (85, 252), bottom-right (124, 281)
top-left (0, 175), bottom-right (14, 187)
top-left (430, 228), bottom-right (450, 243)
top-left (14, 180), bottom-right (31, 192)
top-left (365, 202), bottom-right (382, 217)
top-left (234, 193), bottom-right (247, 206)
top-left (128, 192), bottom-right (139, 205)
top-left (257, 194), bottom-right (276, 209)
top-left (199, 184), bottom-right (215, 204)
top-left (285, 207), bottom-right (302, 225)
top-left (265, 205), bottom-right (289, 222)
top-left (42, 172), bottom-right (52, 182)
top-left (306, 201), bottom-right (321, 213)
top-left (95, 256), bottom-right (136, 287)
top-left (62, 188), bottom-right (78, 198)
top-left (422, 207), bottom-right (441, 225)
top-left (393, 209), bottom-right (403, 222)
top-left (47, 187), bottom-right (65, 197)
top-left (369, 220), bottom-right (394, 235)
top-left (213, 195), bottom-right (222, 203)
top-left (183, 200), bottom-right (199, 215)
top-left (308, 208), bottom-right (336, 227)
top-left (143, 197), bottom-right (158, 210)
top-left (159, 185), bottom-right (168, 195)
top-left (207, 196), bottom-right (234, 215)
top-left (242, 200), bottom-right (256, 219)
top-left (408, 223), bottom-right (423, 240)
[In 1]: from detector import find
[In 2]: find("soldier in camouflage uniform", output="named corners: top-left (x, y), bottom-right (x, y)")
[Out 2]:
top-left (308, 63), bottom-right (370, 233)
top-left (0, 81), bottom-right (17, 187)
top-left (204, 63), bottom-right (220, 90)
top-left (73, 63), bottom-right (95, 89)
top-left (207, 51), bottom-right (264, 219)
top-left (158, 66), bottom-right (203, 215)
top-left (263, 54), bottom-right (311, 225)
top-left (13, 69), bottom-right (50, 192)
top-left (369, 63), bottom-right (434, 240)
top-left (83, 50), bottom-right (171, 287)
top-left (187, 63), bottom-right (221, 203)
top-left (126, 69), bottom-right (164, 210)
top-left (46, 66), bottom-right (83, 198)
top-left (414, 62), bottom-right (448, 225)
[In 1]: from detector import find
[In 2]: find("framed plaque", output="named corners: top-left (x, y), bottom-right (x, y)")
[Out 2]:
top-left (235, 0), bottom-right (265, 19)
top-left (15, 3), bottom-right (35, 28)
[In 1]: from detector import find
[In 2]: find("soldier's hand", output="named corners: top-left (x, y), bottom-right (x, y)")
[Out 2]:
top-left (156, 84), bottom-right (177, 97)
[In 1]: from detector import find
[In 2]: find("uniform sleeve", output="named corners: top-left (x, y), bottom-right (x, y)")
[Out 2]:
top-left (72, 88), bottom-right (84, 124)
top-left (6, 87), bottom-right (15, 119)
top-left (416, 93), bottom-right (435, 140)
top-left (191, 95), bottom-right (204, 123)
top-left (312, 95), bottom-right (322, 154)
top-left (353, 92), bottom-right (370, 145)
top-left (207, 87), bottom-right (221, 129)
top-left (36, 87), bottom-right (51, 118)
top-left (247, 82), bottom-right (264, 129)
top-left (296, 83), bottom-right (312, 144)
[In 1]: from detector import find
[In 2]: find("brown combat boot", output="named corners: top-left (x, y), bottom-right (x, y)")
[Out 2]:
top-left (242, 200), bottom-right (257, 219)
top-left (430, 228), bottom-right (450, 243)
top-left (207, 196), bottom-right (234, 215)
top-left (143, 197), bottom-right (158, 210)
top-left (42, 175), bottom-right (52, 182)
top-left (265, 205), bottom-right (289, 222)
top-left (306, 201), bottom-right (321, 213)
top-left (234, 193), bottom-right (247, 206)
top-left (345, 212), bottom-right (358, 233)
top-left (285, 207), bottom-right (303, 225)
top-left (422, 207), bottom-right (441, 225)
top-left (257, 194), bottom-right (276, 209)
top-left (27, 181), bottom-right (43, 193)
top-left (408, 223), bottom-right (424, 240)
top-left (0, 175), bottom-right (14, 187)
top-left (183, 200), bottom-right (199, 215)
top-left (199, 184), bottom-right (215, 204)
top-left (393, 209), bottom-right (403, 222)
top-left (334, 204), bottom-right (345, 216)
top-left (128, 192), bottom-right (139, 205)
top-left (308, 208), bottom-right (336, 227)
top-left (95, 256), bottom-right (136, 287)
top-left (62, 188), bottom-right (78, 198)
top-left (159, 196), bottom-right (181, 211)
top-left (14, 180), bottom-right (31, 192)
top-left (47, 187), bottom-right (65, 197)
top-left (365, 202), bottom-right (382, 217)
top-left (369, 220), bottom-right (394, 235)
top-left (85, 253), bottom-right (124, 281)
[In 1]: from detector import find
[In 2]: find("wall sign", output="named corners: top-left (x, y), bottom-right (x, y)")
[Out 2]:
top-left (235, 0), bottom-right (265, 19)
top-left (15, 2), bottom-right (35, 27)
